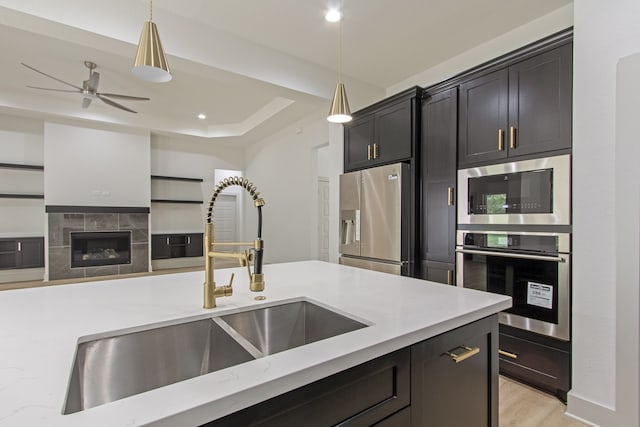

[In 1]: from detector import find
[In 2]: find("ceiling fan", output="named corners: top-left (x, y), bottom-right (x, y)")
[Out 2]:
top-left (21, 61), bottom-right (150, 114)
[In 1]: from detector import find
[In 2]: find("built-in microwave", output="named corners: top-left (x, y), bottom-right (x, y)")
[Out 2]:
top-left (457, 155), bottom-right (570, 226)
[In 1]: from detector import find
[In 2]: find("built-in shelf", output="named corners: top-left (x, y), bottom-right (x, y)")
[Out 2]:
top-left (151, 175), bottom-right (203, 183)
top-left (151, 199), bottom-right (203, 204)
top-left (0, 163), bottom-right (44, 171)
top-left (0, 194), bottom-right (44, 199)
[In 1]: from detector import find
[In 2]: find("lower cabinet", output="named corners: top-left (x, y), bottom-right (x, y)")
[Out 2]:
top-left (151, 233), bottom-right (203, 260)
top-left (418, 260), bottom-right (455, 286)
top-left (204, 315), bottom-right (498, 427)
top-left (0, 237), bottom-right (44, 270)
top-left (498, 325), bottom-right (570, 402)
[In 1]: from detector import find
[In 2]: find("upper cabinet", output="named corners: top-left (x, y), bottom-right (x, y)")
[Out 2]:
top-left (458, 43), bottom-right (572, 167)
top-left (343, 87), bottom-right (420, 172)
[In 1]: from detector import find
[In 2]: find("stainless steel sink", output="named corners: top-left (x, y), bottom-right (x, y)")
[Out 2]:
top-left (219, 300), bottom-right (367, 355)
top-left (63, 318), bottom-right (255, 414)
top-left (63, 299), bottom-right (368, 414)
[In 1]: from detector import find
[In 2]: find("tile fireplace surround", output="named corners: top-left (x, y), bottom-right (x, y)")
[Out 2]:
top-left (47, 207), bottom-right (149, 280)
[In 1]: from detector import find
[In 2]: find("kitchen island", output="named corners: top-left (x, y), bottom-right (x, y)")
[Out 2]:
top-left (0, 260), bottom-right (510, 426)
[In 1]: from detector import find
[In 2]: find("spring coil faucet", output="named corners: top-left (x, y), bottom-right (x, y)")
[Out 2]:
top-left (203, 177), bottom-right (265, 308)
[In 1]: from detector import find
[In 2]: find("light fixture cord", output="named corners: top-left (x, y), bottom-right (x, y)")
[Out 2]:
top-left (149, 0), bottom-right (153, 21)
top-left (338, 18), bottom-right (343, 83)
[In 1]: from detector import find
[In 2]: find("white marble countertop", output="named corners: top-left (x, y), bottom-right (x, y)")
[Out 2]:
top-left (0, 260), bottom-right (511, 426)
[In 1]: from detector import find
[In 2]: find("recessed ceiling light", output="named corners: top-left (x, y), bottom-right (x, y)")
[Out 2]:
top-left (325, 9), bottom-right (341, 22)
top-left (198, 113), bottom-right (206, 120)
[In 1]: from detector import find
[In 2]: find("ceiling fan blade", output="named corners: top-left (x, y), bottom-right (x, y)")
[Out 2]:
top-left (82, 97), bottom-right (92, 109)
top-left (97, 94), bottom-right (137, 114)
top-left (96, 92), bottom-right (150, 101)
top-left (21, 63), bottom-right (83, 91)
top-left (87, 71), bottom-right (100, 92)
top-left (26, 85), bottom-right (80, 94)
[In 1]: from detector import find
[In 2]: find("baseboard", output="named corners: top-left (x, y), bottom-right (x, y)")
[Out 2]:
top-left (567, 391), bottom-right (616, 427)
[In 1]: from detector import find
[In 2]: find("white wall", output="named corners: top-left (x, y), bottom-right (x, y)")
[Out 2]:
top-left (44, 122), bottom-right (150, 207)
top-left (244, 110), bottom-right (333, 264)
top-left (0, 114), bottom-right (44, 238)
top-left (387, 4), bottom-right (573, 94)
top-left (150, 134), bottom-right (244, 235)
top-left (568, 1), bottom-right (640, 426)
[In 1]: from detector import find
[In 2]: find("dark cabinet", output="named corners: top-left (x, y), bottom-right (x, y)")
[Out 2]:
top-left (344, 87), bottom-right (419, 172)
top-left (499, 325), bottom-right (571, 402)
top-left (458, 43), bottom-right (572, 167)
top-left (205, 315), bottom-right (498, 427)
top-left (151, 233), bottom-right (203, 260)
top-left (207, 348), bottom-right (411, 427)
top-left (0, 237), bottom-right (44, 270)
top-left (411, 315), bottom-right (499, 427)
top-left (420, 87), bottom-right (457, 284)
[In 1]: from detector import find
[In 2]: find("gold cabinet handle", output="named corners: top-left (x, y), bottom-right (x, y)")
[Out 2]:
top-left (498, 129), bottom-right (504, 151)
top-left (367, 144), bottom-right (371, 160)
top-left (509, 126), bottom-right (516, 149)
top-left (373, 143), bottom-right (378, 159)
top-left (444, 346), bottom-right (480, 363)
top-left (499, 349), bottom-right (518, 359)
top-left (447, 270), bottom-right (453, 285)
top-left (447, 187), bottom-right (454, 206)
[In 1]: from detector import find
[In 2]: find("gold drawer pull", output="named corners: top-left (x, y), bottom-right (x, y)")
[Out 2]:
top-left (499, 349), bottom-right (518, 359)
top-left (447, 187), bottom-right (454, 206)
top-left (509, 126), bottom-right (516, 149)
top-left (498, 128), bottom-right (504, 150)
top-left (373, 143), bottom-right (378, 159)
top-left (447, 270), bottom-right (453, 285)
top-left (445, 346), bottom-right (480, 363)
top-left (367, 144), bottom-right (371, 160)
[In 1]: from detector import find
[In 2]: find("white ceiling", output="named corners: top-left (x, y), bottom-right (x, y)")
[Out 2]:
top-left (0, 0), bottom-right (572, 146)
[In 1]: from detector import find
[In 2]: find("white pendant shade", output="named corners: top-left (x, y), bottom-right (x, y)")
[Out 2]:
top-left (132, 20), bottom-right (172, 83)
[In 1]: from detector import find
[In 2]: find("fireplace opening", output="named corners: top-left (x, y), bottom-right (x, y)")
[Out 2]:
top-left (70, 232), bottom-right (132, 268)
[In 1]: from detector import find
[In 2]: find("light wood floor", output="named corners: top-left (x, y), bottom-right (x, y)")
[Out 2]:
top-left (500, 376), bottom-right (587, 427)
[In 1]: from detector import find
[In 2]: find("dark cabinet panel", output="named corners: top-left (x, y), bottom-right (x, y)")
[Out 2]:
top-left (17, 238), bottom-right (44, 268)
top-left (419, 261), bottom-right (455, 286)
top-left (411, 315), bottom-right (499, 427)
top-left (374, 100), bottom-right (412, 164)
top-left (206, 349), bottom-right (410, 427)
top-left (458, 69), bottom-right (509, 166)
top-left (185, 233), bottom-right (204, 257)
top-left (507, 43), bottom-right (573, 157)
top-left (0, 237), bottom-right (44, 270)
top-left (152, 233), bottom-right (204, 260)
top-left (421, 88), bottom-right (457, 270)
top-left (151, 235), bottom-right (171, 259)
top-left (458, 42), bottom-right (572, 167)
top-left (499, 325), bottom-right (571, 402)
top-left (343, 88), bottom-right (419, 172)
top-left (344, 115), bottom-right (375, 171)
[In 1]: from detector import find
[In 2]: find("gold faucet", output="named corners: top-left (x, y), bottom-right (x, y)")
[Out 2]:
top-left (203, 177), bottom-right (265, 309)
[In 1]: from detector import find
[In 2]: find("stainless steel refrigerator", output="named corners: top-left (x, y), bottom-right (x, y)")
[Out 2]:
top-left (339, 162), bottom-right (410, 275)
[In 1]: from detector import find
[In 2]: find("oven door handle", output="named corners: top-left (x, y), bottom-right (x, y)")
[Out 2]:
top-left (455, 248), bottom-right (566, 263)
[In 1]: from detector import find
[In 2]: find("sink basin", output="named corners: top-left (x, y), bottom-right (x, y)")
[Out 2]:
top-left (63, 318), bottom-right (254, 414)
top-left (219, 300), bottom-right (367, 355)
top-left (63, 299), bottom-right (368, 414)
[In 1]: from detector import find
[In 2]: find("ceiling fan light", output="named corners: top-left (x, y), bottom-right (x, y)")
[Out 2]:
top-left (132, 20), bottom-right (172, 83)
top-left (327, 82), bottom-right (352, 123)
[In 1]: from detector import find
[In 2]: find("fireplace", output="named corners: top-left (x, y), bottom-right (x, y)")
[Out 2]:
top-left (47, 207), bottom-right (149, 280)
top-left (71, 232), bottom-right (131, 268)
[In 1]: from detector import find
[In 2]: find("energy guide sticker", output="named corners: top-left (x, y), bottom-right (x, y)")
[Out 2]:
top-left (527, 282), bottom-right (553, 309)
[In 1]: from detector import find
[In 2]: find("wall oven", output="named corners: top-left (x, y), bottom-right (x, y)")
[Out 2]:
top-left (457, 155), bottom-right (571, 225)
top-left (456, 230), bottom-right (570, 341)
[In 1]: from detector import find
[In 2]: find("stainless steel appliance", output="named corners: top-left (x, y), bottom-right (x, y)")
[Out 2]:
top-left (457, 155), bottom-right (570, 225)
top-left (456, 230), bottom-right (570, 340)
top-left (339, 163), bottom-right (410, 275)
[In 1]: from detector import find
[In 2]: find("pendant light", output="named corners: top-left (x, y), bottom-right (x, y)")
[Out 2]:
top-left (132, 0), bottom-right (172, 83)
top-left (327, 10), bottom-right (352, 123)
